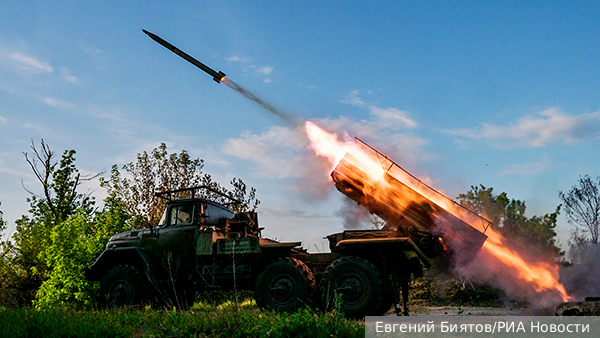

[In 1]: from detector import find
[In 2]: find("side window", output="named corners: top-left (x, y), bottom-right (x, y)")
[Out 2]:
top-left (203, 202), bottom-right (234, 225)
top-left (169, 204), bottom-right (195, 226)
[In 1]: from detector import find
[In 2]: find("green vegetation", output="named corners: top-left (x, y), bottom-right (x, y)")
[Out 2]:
top-left (34, 196), bottom-right (132, 309)
top-left (0, 141), bottom-right (260, 308)
top-left (458, 184), bottom-right (563, 259)
top-left (410, 272), bottom-right (504, 308)
top-left (100, 142), bottom-right (259, 227)
top-left (0, 299), bottom-right (364, 338)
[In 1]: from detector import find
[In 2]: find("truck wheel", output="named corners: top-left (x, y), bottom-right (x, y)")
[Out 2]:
top-left (320, 256), bottom-right (383, 318)
top-left (99, 265), bottom-right (147, 308)
top-left (255, 257), bottom-right (315, 313)
top-left (377, 297), bottom-right (393, 315)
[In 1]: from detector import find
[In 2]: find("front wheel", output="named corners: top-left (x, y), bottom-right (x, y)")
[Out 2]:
top-left (98, 265), bottom-right (147, 308)
top-left (255, 257), bottom-right (315, 313)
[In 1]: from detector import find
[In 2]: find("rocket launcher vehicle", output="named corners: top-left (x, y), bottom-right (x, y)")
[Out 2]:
top-left (331, 139), bottom-right (491, 263)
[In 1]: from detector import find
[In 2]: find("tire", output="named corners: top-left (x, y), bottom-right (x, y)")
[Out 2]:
top-left (98, 265), bottom-right (147, 308)
top-left (377, 297), bottom-right (393, 315)
top-left (255, 257), bottom-right (316, 313)
top-left (320, 256), bottom-right (383, 318)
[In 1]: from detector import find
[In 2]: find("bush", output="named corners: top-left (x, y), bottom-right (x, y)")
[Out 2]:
top-left (34, 211), bottom-right (98, 309)
top-left (34, 195), bottom-right (132, 309)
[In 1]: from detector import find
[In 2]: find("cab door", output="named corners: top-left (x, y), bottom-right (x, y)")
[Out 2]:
top-left (147, 203), bottom-right (198, 281)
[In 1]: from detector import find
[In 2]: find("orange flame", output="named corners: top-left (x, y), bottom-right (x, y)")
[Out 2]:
top-left (305, 120), bottom-right (571, 303)
top-left (482, 228), bottom-right (571, 301)
top-left (305, 121), bottom-right (384, 179)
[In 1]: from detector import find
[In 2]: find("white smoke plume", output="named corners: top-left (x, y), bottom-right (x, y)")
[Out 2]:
top-left (561, 243), bottom-right (600, 300)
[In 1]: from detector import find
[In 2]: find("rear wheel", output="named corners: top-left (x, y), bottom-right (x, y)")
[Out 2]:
top-left (255, 257), bottom-right (315, 312)
top-left (377, 296), bottom-right (393, 315)
top-left (320, 256), bottom-right (383, 318)
top-left (99, 265), bottom-right (147, 308)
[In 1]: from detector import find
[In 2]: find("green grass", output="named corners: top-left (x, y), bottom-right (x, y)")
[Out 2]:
top-left (0, 299), bottom-right (364, 338)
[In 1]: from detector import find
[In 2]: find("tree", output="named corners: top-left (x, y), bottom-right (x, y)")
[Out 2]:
top-left (0, 201), bottom-right (6, 253)
top-left (22, 139), bottom-right (99, 227)
top-left (6, 140), bottom-right (100, 305)
top-left (559, 175), bottom-right (600, 244)
top-left (100, 143), bottom-right (259, 227)
top-left (0, 201), bottom-right (18, 306)
top-left (458, 185), bottom-right (562, 258)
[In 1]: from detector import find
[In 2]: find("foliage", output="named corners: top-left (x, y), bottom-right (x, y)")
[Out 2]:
top-left (410, 271), bottom-right (503, 307)
top-left (0, 300), bottom-right (364, 338)
top-left (34, 210), bottom-right (97, 309)
top-left (457, 184), bottom-right (562, 258)
top-left (99, 143), bottom-right (204, 226)
top-left (2, 140), bottom-right (99, 306)
top-left (0, 201), bottom-right (5, 238)
top-left (100, 143), bottom-right (259, 228)
top-left (559, 175), bottom-right (600, 244)
top-left (0, 201), bottom-right (6, 259)
top-left (0, 202), bottom-right (18, 306)
top-left (3, 141), bottom-right (258, 309)
top-left (444, 280), bottom-right (503, 307)
top-left (22, 139), bottom-right (97, 227)
top-left (35, 195), bottom-right (133, 309)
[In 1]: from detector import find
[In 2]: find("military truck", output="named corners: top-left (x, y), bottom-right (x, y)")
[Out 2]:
top-left (84, 186), bottom-right (418, 317)
top-left (85, 142), bottom-right (490, 318)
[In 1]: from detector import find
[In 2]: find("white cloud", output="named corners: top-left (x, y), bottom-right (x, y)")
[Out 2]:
top-left (226, 56), bottom-right (242, 62)
top-left (263, 78), bottom-right (272, 83)
top-left (222, 126), bottom-right (308, 178)
top-left (299, 83), bottom-right (316, 90)
top-left (341, 90), bottom-right (419, 129)
top-left (6, 52), bottom-right (53, 73)
top-left (43, 97), bottom-right (76, 110)
top-left (445, 108), bottom-right (600, 148)
top-left (496, 159), bottom-right (551, 176)
top-left (369, 106), bottom-right (418, 129)
top-left (222, 113), bottom-right (428, 180)
top-left (340, 90), bottom-right (365, 106)
top-left (61, 67), bottom-right (80, 84)
top-left (256, 66), bottom-right (274, 75)
top-left (0, 115), bottom-right (6, 123)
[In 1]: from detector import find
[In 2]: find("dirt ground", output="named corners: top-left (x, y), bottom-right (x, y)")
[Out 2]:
top-left (408, 305), bottom-right (555, 316)
top-left (385, 301), bottom-right (557, 316)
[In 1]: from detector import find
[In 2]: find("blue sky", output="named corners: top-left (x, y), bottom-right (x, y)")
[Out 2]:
top-left (1, 1), bottom-right (599, 251)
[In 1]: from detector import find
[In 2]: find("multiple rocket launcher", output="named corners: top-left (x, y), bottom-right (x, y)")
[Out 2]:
top-left (331, 139), bottom-right (490, 262)
top-left (143, 29), bottom-right (490, 261)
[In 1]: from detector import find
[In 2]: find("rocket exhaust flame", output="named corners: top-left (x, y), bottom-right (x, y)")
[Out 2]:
top-left (481, 229), bottom-right (571, 302)
top-left (305, 120), bottom-right (572, 304)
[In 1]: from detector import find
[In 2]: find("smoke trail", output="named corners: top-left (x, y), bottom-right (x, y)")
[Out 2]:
top-left (224, 78), bottom-right (300, 127)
